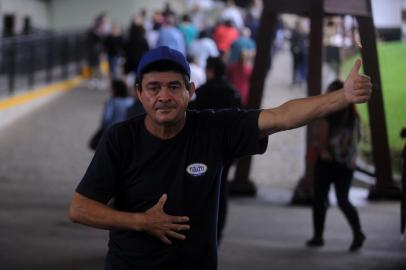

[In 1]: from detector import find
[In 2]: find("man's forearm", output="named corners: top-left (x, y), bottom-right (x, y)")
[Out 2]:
top-left (259, 89), bottom-right (348, 136)
top-left (69, 192), bottom-right (144, 231)
top-left (281, 89), bottom-right (348, 127)
top-left (69, 192), bottom-right (191, 245)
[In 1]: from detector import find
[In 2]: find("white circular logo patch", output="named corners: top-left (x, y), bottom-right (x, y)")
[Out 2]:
top-left (186, 163), bottom-right (208, 176)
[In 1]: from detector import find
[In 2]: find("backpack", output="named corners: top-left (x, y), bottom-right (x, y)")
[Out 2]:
top-left (327, 111), bottom-right (360, 169)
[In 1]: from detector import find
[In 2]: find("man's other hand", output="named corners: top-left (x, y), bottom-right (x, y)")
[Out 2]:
top-left (142, 194), bottom-right (190, 245)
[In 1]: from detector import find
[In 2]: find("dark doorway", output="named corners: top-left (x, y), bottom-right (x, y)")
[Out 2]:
top-left (3, 14), bottom-right (16, 37)
top-left (22, 16), bottom-right (33, 35)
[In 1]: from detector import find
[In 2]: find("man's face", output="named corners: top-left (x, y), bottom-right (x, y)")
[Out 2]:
top-left (137, 71), bottom-right (194, 126)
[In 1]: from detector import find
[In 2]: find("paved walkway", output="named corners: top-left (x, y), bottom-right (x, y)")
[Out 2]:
top-left (0, 49), bottom-right (404, 270)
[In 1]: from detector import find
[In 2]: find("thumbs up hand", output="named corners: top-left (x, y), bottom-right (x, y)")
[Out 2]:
top-left (343, 59), bottom-right (372, 104)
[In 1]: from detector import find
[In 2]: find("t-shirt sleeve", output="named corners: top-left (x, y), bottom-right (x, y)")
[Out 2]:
top-left (218, 109), bottom-right (268, 159)
top-left (75, 127), bottom-right (121, 204)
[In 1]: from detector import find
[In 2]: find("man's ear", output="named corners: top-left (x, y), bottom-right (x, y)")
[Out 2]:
top-left (136, 84), bottom-right (143, 103)
top-left (188, 82), bottom-right (196, 101)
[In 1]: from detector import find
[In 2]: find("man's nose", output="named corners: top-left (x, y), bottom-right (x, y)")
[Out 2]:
top-left (157, 86), bottom-right (172, 101)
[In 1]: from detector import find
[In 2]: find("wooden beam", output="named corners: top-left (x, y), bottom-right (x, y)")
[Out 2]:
top-left (229, 9), bottom-right (278, 196)
top-left (324, 0), bottom-right (371, 16)
top-left (291, 0), bottom-right (324, 204)
top-left (356, 14), bottom-right (401, 199)
top-left (263, 0), bottom-right (371, 17)
top-left (263, 0), bottom-right (312, 16)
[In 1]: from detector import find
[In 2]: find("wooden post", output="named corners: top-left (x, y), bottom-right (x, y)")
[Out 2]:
top-left (356, 14), bottom-right (401, 199)
top-left (229, 9), bottom-right (277, 196)
top-left (291, 0), bottom-right (324, 205)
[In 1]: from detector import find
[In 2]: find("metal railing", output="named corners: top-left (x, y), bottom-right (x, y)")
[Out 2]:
top-left (0, 30), bottom-right (88, 96)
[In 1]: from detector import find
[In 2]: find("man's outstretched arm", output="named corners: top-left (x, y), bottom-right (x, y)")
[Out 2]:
top-left (258, 59), bottom-right (372, 137)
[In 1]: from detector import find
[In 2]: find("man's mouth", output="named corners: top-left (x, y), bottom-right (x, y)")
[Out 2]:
top-left (155, 104), bottom-right (175, 111)
top-left (156, 107), bottom-right (174, 112)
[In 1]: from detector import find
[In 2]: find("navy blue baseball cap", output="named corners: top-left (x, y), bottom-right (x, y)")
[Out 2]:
top-left (136, 46), bottom-right (191, 79)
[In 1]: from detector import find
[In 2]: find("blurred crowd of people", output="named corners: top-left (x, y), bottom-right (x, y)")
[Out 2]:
top-left (85, 1), bottom-right (263, 103)
top-left (85, 0), bottom-right (362, 94)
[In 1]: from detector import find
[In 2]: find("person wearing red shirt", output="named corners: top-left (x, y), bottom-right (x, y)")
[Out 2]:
top-left (213, 20), bottom-right (239, 56)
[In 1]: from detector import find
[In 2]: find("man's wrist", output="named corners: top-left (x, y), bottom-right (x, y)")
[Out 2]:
top-left (126, 212), bottom-right (146, 232)
top-left (340, 89), bottom-right (352, 105)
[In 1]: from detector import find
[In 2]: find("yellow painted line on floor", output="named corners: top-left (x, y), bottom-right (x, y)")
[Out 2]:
top-left (0, 76), bottom-right (84, 111)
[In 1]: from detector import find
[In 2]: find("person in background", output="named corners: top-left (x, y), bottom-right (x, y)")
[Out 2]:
top-left (272, 16), bottom-right (286, 55)
top-left (124, 14), bottom-right (149, 83)
top-left (189, 56), bottom-right (241, 111)
top-left (226, 27), bottom-right (256, 106)
top-left (290, 20), bottom-right (308, 87)
top-left (146, 10), bottom-right (164, 49)
top-left (104, 23), bottom-right (124, 79)
top-left (227, 49), bottom-right (255, 107)
top-left (157, 13), bottom-right (186, 56)
top-left (86, 12), bottom-right (111, 89)
top-left (212, 19), bottom-right (239, 57)
top-left (306, 79), bottom-right (366, 252)
top-left (89, 79), bottom-right (134, 150)
top-left (140, 8), bottom-right (153, 33)
top-left (126, 80), bottom-right (146, 119)
top-left (244, 10), bottom-right (259, 42)
top-left (178, 14), bottom-right (198, 49)
top-left (189, 56), bottom-right (242, 243)
top-left (227, 27), bottom-right (256, 65)
top-left (163, 2), bottom-right (175, 18)
top-left (187, 55), bottom-right (206, 89)
top-left (189, 3), bottom-right (207, 32)
top-left (188, 30), bottom-right (220, 69)
top-left (21, 17), bottom-right (34, 35)
top-left (220, 0), bottom-right (244, 30)
top-left (101, 79), bottom-right (134, 130)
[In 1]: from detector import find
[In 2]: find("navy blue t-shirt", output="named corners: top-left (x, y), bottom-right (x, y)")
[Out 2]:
top-left (76, 109), bottom-right (268, 269)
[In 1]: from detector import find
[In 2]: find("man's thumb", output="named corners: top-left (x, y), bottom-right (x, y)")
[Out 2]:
top-left (157, 193), bottom-right (167, 210)
top-left (349, 58), bottom-right (362, 76)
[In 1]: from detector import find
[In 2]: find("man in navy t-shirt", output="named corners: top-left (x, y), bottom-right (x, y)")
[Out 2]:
top-left (69, 46), bottom-right (372, 269)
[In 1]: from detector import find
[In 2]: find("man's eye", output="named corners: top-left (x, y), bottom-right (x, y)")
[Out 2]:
top-left (169, 85), bottom-right (181, 91)
top-left (147, 86), bottom-right (160, 92)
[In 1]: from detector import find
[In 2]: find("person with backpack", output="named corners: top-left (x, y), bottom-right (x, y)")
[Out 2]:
top-left (306, 79), bottom-right (366, 252)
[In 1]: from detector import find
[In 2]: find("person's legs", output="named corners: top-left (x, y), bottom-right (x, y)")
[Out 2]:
top-left (109, 56), bottom-right (120, 79)
top-left (307, 159), bottom-right (331, 246)
top-left (292, 53), bottom-right (300, 85)
top-left (300, 52), bottom-right (307, 83)
top-left (333, 163), bottom-right (365, 251)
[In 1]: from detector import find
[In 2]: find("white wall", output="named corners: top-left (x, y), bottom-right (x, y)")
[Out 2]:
top-left (49, 0), bottom-right (188, 30)
top-left (0, 0), bottom-right (50, 33)
top-left (371, 0), bottom-right (402, 28)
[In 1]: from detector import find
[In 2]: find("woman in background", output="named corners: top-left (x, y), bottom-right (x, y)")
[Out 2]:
top-left (306, 79), bottom-right (366, 252)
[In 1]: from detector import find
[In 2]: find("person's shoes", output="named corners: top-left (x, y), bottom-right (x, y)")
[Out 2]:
top-left (349, 232), bottom-right (366, 252)
top-left (306, 237), bottom-right (324, 247)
